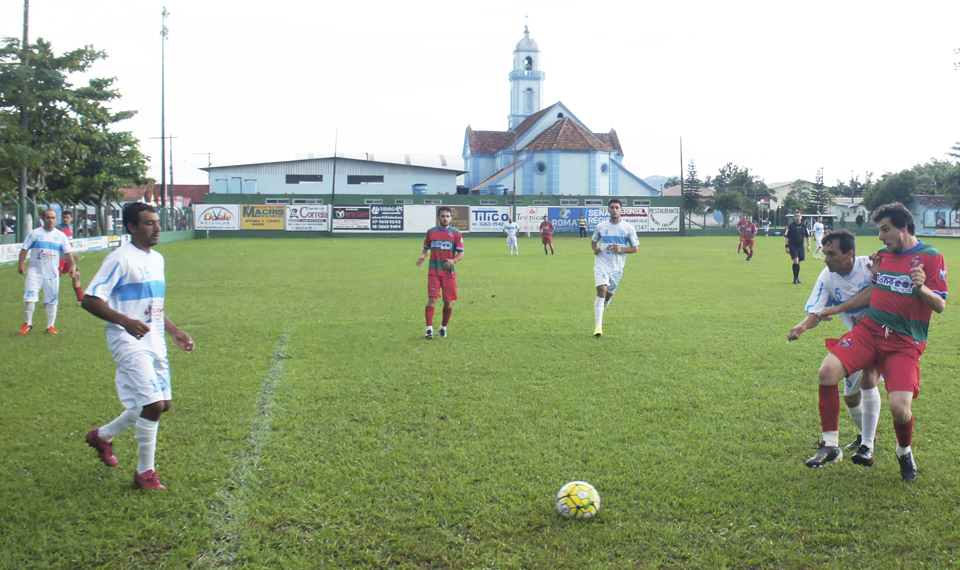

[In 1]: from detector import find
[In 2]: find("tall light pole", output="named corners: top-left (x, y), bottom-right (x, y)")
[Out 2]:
top-left (16, 0), bottom-right (30, 241)
top-left (512, 130), bottom-right (518, 224)
top-left (160, 7), bottom-right (169, 208)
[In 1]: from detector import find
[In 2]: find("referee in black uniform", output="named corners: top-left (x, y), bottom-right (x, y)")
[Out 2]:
top-left (784, 212), bottom-right (811, 284)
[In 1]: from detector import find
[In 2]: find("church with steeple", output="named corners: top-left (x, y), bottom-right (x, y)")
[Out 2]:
top-left (463, 25), bottom-right (656, 196)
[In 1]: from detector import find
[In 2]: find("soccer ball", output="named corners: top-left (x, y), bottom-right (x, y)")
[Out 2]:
top-left (556, 481), bottom-right (600, 519)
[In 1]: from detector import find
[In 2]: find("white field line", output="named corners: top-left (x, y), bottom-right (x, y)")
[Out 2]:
top-left (198, 325), bottom-right (292, 568)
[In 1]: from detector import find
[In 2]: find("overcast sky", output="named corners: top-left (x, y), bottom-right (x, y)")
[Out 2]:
top-left (2, 0), bottom-right (959, 188)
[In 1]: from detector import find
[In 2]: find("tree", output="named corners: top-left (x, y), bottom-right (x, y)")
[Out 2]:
top-left (807, 168), bottom-right (829, 214)
top-left (713, 163), bottom-right (739, 193)
top-left (0, 38), bottom-right (150, 210)
top-left (683, 159), bottom-right (703, 217)
top-left (662, 176), bottom-right (680, 189)
top-left (862, 170), bottom-right (918, 211)
top-left (942, 142), bottom-right (960, 208)
top-left (782, 181), bottom-right (810, 214)
top-left (709, 190), bottom-right (745, 228)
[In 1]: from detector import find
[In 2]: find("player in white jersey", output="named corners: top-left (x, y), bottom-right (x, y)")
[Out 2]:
top-left (18, 209), bottom-right (77, 335)
top-left (787, 229), bottom-right (882, 467)
top-left (82, 203), bottom-right (194, 491)
top-left (503, 217), bottom-right (520, 255)
top-left (590, 199), bottom-right (639, 337)
top-left (812, 217), bottom-right (826, 259)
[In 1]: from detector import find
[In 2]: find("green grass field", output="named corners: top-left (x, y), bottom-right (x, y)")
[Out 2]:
top-left (2, 234), bottom-right (959, 569)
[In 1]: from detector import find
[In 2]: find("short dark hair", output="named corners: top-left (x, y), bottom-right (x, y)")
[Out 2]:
top-left (872, 202), bottom-right (915, 235)
top-left (608, 199), bottom-right (623, 207)
top-left (123, 202), bottom-right (157, 234)
top-left (436, 206), bottom-right (452, 216)
top-left (821, 229), bottom-right (855, 254)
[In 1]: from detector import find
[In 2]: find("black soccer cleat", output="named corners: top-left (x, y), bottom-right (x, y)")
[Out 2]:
top-left (424, 329), bottom-right (434, 340)
top-left (805, 441), bottom-right (842, 468)
top-left (844, 434), bottom-right (862, 451)
top-left (851, 445), bottom-right (874, 467)
top-left (438, 327), bottom-right (447, 338)
top-left (897, 452), bottom-right (917, 481)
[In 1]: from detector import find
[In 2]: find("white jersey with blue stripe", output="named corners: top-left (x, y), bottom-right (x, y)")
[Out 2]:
top-left (86, 242), bottom-right (167, 363)
top-left (592, 220), bottom-right (640, 274)
top-left (804, 255), bottom-right (873, 331)
top-left (21, 227), bottom-right (72, 279)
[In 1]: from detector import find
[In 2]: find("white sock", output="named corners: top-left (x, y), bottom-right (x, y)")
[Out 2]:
top-left (24, 302), bottom-right (35, 326)
top-left (822, 430), bottom-right (839, 448)
top-left (100, 407), bottom-right (141, 441)
top-left (860, 386), bottom-right (881, 450)
top-left (594, 297), bottom-right (605, 328)
top-left (135, 417), bottom-right (159, 474)
top-left (440, 325), bottom-right (447, 332)
top-left (896, 445), bottom-right (912, 458)
top-left (426, 325), bottom-right (433, 332)
top-left (846, 402), bottom-right (863, 434)
top-left (46, 304), bottom-right (58, 328)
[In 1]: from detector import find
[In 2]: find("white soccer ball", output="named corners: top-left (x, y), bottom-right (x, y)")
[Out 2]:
top-left (556, 481), bottom-right (600, 519)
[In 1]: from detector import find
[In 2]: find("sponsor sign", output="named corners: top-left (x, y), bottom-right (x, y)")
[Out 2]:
top-left (241, 204), bottom-right (285, 230)
top-left (1, 243), bottom-right (20, 263)
top-left (107, 235), bottom-right (122, 248)
top-left (364, 199), bottom-right (383, 205)
top-left (371, 205), bottom-right (404, 231)
top-left (445, 206), bottom-right (470, 232)
top-left (585, 207), bottom-right (610, 230)
top-left (532, 200), bottom-right (551, 206)
top-left (560, 199), bottom-right (579, 206)
top-left (395, 199), bottom-right (413, 205)
top-left (332, 206), bottom-right (371, 230)
top-left (936, 228), bottom-right (960, 237)
top-left (479, 200), bottom-right (498, 206)
top-left (648, 207), bottom-right (681, 232)
top-left (517, 206), bottom-right (547, 232)
top-left (293, 198), bottom-right (323, 204)
top-left (547, 207), bottom-right (586, 233)
top-left (265, 198), bottom-right (290, 204)
top-left (621, 207), bottom-right (649, 232)
top-left (424, 199), bottom-right (442, 205)
top-left (470, 206), bottom-right (512, 232)
top-left (195, 204), bottom-right (240, 230)
top-left (285, 205), bottom-right (330, 231)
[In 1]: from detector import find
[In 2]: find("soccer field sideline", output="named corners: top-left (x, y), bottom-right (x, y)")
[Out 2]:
top-left (2, 235), bottom-right (959, 568)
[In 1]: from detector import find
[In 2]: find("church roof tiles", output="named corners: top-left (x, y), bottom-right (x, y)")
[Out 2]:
top-left (523, 118), bottom-right (617, 153)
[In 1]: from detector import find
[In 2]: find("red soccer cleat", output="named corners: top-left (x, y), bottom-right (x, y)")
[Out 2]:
top-left (134, 469), bottom-right (166, 490)
top-left (46, 326), bottom-right (58, 334)
top-left (85, 429), bottom-right (118, 467)
top-left (18, 323), bottom-right (32, 335)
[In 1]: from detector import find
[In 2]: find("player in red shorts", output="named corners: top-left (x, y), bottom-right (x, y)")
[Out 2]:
top-left (736, 217), bottom-right (747, 253)
top-left (416, 207), bottom-right (464, 339)
top-left (741, 214), bottom-right (757, 261)
top-left (56, 212), bottom-right (84, 303)
top-left (539, 216), bottom-right (555, 255)
top-left (812, 202), bottom-right (947, 480)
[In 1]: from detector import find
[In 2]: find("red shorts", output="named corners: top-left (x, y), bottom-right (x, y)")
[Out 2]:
top-left (58, 259), bottom-right (73, 275)
top-left (742, 238), bottom-right (755, 246)
top-left (542, 235), bottom-right (553, 245)
top-left (427, 273), bottom-right (457, 301)
top-left (827, 318), bottom-right (924, 398)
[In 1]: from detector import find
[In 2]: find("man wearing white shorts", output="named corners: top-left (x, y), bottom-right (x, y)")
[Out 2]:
top-left (18, 209), bottom-right (77, 335)
top-left (591, 199), bottom-right (639, 337)
top-left (813, 217), bottom-right (826, 259)
top-left (503, 216), bottom-right (519, 255)
top-left (787, 229), bottom-right (882, 466)
top-left (82, 203), bottom-right (194, 491)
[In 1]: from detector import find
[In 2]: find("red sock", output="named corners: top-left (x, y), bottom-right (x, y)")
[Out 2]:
top-left (894, 417), bottom-right (914, 447)
top-left (818, 385), bottom-right (840, 432)
top-left (425, 306), bottom-right (435, 327)
top-left (442, 307), bottom-right (452, 326)
top-left (75, 287), bottom-right (83, 302)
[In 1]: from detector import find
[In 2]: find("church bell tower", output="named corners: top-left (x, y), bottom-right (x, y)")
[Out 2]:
top-left (508, 25), bottom-right (544, 129)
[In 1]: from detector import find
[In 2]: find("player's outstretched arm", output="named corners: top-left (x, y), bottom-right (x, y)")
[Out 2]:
top-left (165, 315), bottom-right (195, 354)
top-left (819, 285), bottom-right (874, 321)
top-left (81, 295), bottom-right (151, 339)
top-left (787, 313), bottom-right (821, 341)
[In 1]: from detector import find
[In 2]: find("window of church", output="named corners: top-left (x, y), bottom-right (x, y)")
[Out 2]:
top-left (524, 89), bottom-right (533, 114)
top-left (524, 56), bottom-right (533, 72)
top-left (557, 113), bottom-right (564, 119)
top-left (600, 164), bottom-right (608, 175)
top-left (536, 162), bottom-right (546, 174)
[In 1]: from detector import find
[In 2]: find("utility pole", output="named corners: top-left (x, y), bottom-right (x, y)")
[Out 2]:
top-left (160, 7), bottom-right (169, 207)
top-left (149, 135), bottom-right (176, 203)
top-left (16, 0), bottom-right (30, 241)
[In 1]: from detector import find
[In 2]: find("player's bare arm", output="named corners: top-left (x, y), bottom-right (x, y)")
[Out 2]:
top-left (591, 240), bottom-right (602, 255)
top-left (17, 249), bottom-right (27, 274)
top-left (443, 252), bottom-right (464, 269)
top-left (819, 285), bottom-right (874, 321)
top-left (81, 295), bottom-right (151, 339)
top-left (613, 245), bottom-right (639, 254)
top-left (164, 315), bottom-right (195, 354)
top-left (787, 313), bottom-right (822, 341)
top-left (416, 248), bottom-right (428, 267)
top-left (911, 265), bottom-right (947, 314)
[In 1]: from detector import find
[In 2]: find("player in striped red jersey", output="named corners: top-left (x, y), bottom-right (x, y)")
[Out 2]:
top-left (814, 203), bottom-right (947, 480)
top-left (741, 214), bottom-right (758, 261)
top-left (416, 207), bottom-right (464, 339)
top-left (736, 217), bottom-right (747, 253)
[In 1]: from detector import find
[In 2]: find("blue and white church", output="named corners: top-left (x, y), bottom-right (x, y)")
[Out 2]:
top-left (463, 26), bottom-right (656, 197)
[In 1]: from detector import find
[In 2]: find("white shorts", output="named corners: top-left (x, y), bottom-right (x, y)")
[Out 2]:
top-left (595, 270), bottom-right (624, 294)
top-left (24, 272), bottom-right (60, 305)
top-left (842, 370), bottom-right (884, 397)
top-left (506, 236), bottom-right (518, 246)
top-left (115, 352), bottom-right (172, 409)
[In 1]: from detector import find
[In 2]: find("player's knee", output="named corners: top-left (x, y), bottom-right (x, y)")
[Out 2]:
top-left (817, 360), bottom-right (844, 386)
top-left (141, 400), bottom-right (167, 420)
